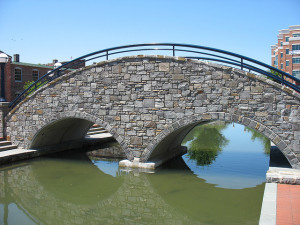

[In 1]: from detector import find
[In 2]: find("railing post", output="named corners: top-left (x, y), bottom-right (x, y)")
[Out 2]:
top-left (241, 58), bottom-right (243, 70)
top-left (106, 51), bottom-right (109, 60)
top-left (173, 45), bottom-right (175, 57)
top-left (281, 73), bottom-right (285, 85)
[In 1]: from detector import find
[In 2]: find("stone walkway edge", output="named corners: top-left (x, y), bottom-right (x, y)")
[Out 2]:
top-left (259, 183), bottom-right (277, 225)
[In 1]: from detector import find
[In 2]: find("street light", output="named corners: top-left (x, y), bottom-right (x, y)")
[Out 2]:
top-left (0, 53), bottom-right (9, 102)
top-left (53, 62), bottom-right (62, 78)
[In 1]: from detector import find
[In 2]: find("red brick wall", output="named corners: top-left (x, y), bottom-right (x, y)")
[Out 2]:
top-left (0, 59), bottom-right (53, 102)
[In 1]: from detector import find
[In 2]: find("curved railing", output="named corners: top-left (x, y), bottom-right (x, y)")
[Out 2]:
top-left (9, 43), bottom-right (300, 109)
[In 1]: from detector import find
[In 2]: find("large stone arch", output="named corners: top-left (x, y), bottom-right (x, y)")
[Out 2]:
top-left (141, 113), bottom-right (298, 168)
top-left (4, 55), bottom-right (300, 168)
top-left (8, 110), bottom-right (132, 160)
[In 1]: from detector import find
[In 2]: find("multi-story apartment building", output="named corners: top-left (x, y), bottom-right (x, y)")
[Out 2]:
top-left (271, 25), bottom-right (300, 81)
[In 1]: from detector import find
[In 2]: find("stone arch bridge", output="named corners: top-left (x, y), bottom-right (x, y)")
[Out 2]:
top-left (4, 55), bottom-right (300, 168)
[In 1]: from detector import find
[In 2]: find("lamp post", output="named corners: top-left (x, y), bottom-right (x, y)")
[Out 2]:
top-left (0, 53), bottom-right (9, 102)
top-left (53, 62), bottom-right (62, 78)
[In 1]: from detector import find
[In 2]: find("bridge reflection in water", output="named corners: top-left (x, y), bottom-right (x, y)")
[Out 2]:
top-left (0, 122), bottom-right (271, 225)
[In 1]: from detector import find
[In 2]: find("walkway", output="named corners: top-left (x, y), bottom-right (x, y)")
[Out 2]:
top-left (260, 183), bottom-right (300, 225)
top-left (277, 184), bottom-right (300, 225)
top-left (0, 133), bottom-right (113, 165)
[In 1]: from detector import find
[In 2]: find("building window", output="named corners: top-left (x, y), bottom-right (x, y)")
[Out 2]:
top-left (285, 37), bottom-right (290, 42)
top-left (286, 61), bottom-right (289, 66)
top-left (280, 53), bottom-right (283, 58)
top-left (292, 58), bottom-right (300, 64)
top-left (274, 51), bottom-right (275, 55)
top-left (286, 49), bottom-right (289, 54)
top-left (280, 63), bottom-right (283, 69)
top-left (292, 45), bottom-right (300, 51)
top-left (292, 70), bottom-right (300, 78)
top-left (280, 42), bottom-right (283, 46)
top-left (275, 55), bottom-right (278, 66)
top-left (14, 68), bottom-right (22, 82)
top-left (32, 70), bottom-right (39, 81)
top-left (293, 33), bottom-right (300, 37)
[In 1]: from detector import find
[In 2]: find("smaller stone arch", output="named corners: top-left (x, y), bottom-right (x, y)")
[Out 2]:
top-left (141, 112), bottom-right (298, 169)
top-left (26, 111), bottom-right (133, 160)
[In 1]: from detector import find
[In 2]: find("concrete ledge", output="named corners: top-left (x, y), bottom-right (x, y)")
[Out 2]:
top-left (259, 183), bottom-right (277, 225)
top-left (0, 136), bottom-right (115, 166)
top-left (119, 158), bottom-right (156, 169)
top-left (267, 167), bottom-right (300, 184)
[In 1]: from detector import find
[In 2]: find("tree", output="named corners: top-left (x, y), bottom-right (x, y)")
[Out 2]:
top-left (182, 122), bottom-right (229, 166)
top-left (23, 80), bottom-right (45, 95)
top-left (244, 127), bottom-right (270, 155)
top-left (267, 69), bottom-right (282, 83)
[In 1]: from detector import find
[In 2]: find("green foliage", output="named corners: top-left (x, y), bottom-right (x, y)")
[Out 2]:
top-left (23, 80), bottom-right (46, 95)
top-left (244, 127), bottom-right (270, 155)
top-left (267, 69), bottom-right (282, 83)
top-left (269, 69), bottom-right (282, 77)
top-left (182, 122), bottom-right (229, 166)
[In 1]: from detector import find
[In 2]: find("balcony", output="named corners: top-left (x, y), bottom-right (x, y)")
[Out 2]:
top-left (290, 37), bottom-right (300, 41)
top-left (290, 50), bottom-right (300, 55)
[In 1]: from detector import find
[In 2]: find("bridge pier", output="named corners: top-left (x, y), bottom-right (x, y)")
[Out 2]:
top-left (119, 145), bottom-right (187, 169)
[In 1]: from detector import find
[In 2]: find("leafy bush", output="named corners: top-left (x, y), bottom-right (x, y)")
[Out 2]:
top-left (23, 80), bottom-right (46, 95)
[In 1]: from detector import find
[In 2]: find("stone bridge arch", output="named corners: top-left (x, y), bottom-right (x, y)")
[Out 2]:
top-left (5, 55), bottom-right (300, 168)
top-left (141, 113), bottom-right (297, 167)
top-left (25, 111), bottom-right (132, 159)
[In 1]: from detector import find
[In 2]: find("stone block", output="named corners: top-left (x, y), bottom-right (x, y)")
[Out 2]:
top-left (190, 76), bottom-right (204, 83)
top-left (255, 111), bottom-right (268, 117)
top-left (145, 64), bottom-right (155, 70)
top-left (112, 65), bottom-right (122, 74)
top-left (262, 93), bottom-right (275, 103)
top-left (143, 99), bottom-right (154, 108)
top-left (130, 75), bottom-right (142, 82)
top-left (159, 63), bottom-right (170, 72)
top-left (130, 136), bottom-right (142, 145)
top-left (121, 115), bottom-right (130, 122)
top-left (251, 86), bottom-right (263, 93)
top-left (240, 91), bottom-right (250, 100)
top-left (172, 74), bottom-right (184, 80)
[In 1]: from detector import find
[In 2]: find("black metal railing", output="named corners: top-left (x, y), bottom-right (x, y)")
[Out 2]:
top-left (9, 43), bottom-right (300, 109)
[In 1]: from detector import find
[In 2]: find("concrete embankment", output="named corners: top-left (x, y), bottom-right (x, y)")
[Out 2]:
top-left (0, 133), bottom-right (114, 166)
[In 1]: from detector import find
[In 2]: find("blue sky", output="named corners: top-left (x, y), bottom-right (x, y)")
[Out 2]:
top-left (0, 0), bottom-right (299, 65)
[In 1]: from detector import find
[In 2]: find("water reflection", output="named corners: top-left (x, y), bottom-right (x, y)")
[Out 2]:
top-left (182, 121), bottom-right (270, 189)
top-left (244, 126), bottom-right (271, 155)
top-left (182, 121), bottom-right (229, 166)
top-left (0, 153), bottom-right (264, 225)
top-left (0, 121), bottom-right (270, 224)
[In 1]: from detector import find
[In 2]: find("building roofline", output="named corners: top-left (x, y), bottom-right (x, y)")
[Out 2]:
top-left (279, 29), bottom-right (290, 34)
top-left (0, 50), bottom-right (12, 58)
top-left (11, 61), bottom-right (54, 69)
top-left (289, 25), bottom-right (300, 30)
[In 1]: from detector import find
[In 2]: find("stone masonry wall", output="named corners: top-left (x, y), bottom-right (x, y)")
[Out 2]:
top-left (5, 56), bottom-right (300, 168)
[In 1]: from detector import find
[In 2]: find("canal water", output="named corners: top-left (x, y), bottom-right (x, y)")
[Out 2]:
top-left (0, 122), bottom-right (270, 225)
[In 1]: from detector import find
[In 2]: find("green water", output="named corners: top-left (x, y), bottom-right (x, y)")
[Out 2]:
top-left (0, 122), bottom-right (269, 225)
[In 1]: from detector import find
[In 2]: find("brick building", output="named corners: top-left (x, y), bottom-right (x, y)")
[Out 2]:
top-left (0, 52), bottom-right (85, 102)
top-left (271, 25), bottom-right (300, 81)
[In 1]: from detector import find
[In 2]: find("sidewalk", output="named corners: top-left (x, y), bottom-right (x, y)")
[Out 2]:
top-left (260, 183), bottom-right (300, 225)
top-left (277, 184), bottom-right (300, 225)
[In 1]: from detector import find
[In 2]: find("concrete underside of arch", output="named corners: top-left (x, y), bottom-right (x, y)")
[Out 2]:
top-left (4, 55), bottom-right (300, 169)
top-left (30, 118), bottom-right (93, 149)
